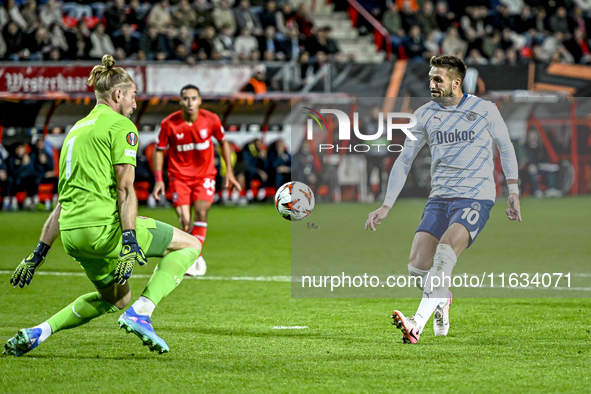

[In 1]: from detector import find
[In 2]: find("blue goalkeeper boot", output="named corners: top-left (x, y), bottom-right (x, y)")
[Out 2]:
top-left (118, 307), bottom-right (169, 354)
top-left (3, 328), bottom-right (42, 356)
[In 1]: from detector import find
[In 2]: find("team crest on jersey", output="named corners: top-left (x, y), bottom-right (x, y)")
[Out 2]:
top-left (176, 133), bottom-right (184, 139)
top-left (466, 112), bottom-right (477, 121)
top-left (471, 201), bottom-right (481, 211)
top-left (126, 132), bottom-right (138, 146)
top-left (199, 128), bottom-right (209, 139)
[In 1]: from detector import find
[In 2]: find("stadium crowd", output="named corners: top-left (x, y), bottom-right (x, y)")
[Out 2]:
top-left (0, 135), bottom-right (291, 210)
top-left (1, 0), bottom-right (591, 65)
top-left (361, 0), bottom-right (591, 64)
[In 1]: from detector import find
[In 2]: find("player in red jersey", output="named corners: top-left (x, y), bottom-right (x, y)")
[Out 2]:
top-left (153, 85), bottom-right (241, 275)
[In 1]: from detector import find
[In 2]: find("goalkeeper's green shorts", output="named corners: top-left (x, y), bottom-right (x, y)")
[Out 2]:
top-left (61, 217), bottom-right (175, 289)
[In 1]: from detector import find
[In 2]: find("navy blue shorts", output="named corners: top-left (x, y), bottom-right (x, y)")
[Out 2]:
top-left (416, 198), bottom-right (495, 247)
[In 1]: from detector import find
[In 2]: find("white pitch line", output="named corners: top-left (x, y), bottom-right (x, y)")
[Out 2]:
top-left (0, 270), bottom-right (292, 282)
top-left (272, 326), bottom-right (308, 329)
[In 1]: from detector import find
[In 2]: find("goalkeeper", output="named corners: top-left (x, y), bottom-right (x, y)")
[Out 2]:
top-left (3, 54), bottom-right (201, 356)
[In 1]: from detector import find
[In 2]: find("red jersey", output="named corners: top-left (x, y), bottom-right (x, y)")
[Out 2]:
top-left (156, 109), bottom-right (225, 180)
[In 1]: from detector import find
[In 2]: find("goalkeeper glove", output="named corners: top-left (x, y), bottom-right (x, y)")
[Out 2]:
top-left (11, 241), bottom-right (51, 288)
top-left (114, 229), bottom-right (147, 285)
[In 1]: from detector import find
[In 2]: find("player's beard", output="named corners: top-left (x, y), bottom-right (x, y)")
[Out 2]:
top-left (431, 86), bottom-right (454, 105)
top-left (119, 102), bottom-right (133, 119)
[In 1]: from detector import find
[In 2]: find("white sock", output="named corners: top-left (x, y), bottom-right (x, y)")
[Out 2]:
top-left (34, 321), bottom-right (52, 344)
top-left (414, 244), bottom-right (457, 333)
top-left (408, 264), bottom-right (429, 291)
top-left (132, 296), bottom-right (156, 317)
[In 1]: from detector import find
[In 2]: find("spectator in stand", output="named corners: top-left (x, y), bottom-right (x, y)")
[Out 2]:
top-left (3, 21), bottom-right (25, 60)
top-left (234, 0), bottom-right (262, 36)
top-left (434, 1), bottom-right (455, 33)
top-left (460, 5), bottom-right (487, 40)
top-left (104, 0), bottom-right (128, 36)
top-left (195, 25), bottom-right (215, 59)
top-left (259, 1), bottom-right (278, 30)
top-left (234, 26), bottom-right (258, 60)
top-left (212, 0), bottom-right (236, 36)
top-left (400, 0), bottom-right (419, 32)
top-left (490, 47), bottom-right (506, 64)
top-left (382, 1), bottom-right (406, 48)
top-left (258, 25), bottom-right (280, 58)
top-left (47, 23), bottom-right (68, 55)
top-left (424, 30), bottom-right (440, 57)
top-left (549, 7), bottom-right (573, 37)
top-left (481, 30), bottom-right (501, 59)
top-left (533, 7), bottom-right (551, 34)
top-left (138, 24), bottom-right (168, 60)
top-left (506, 48), bottom-right (519, 64)
top-left (280, 26), bottom-right (302, 60)
top-left (523, 130), bottom-right (561, 198)
top-left (70, 20), bottom-right (92, 60)
top-left (177, 26), bottom-right (194, 50)
top-left (0, 145), bottom-right (9, 211)
top-left (501, 0), bottom-right (524, 15)
top-left (149, 0), bottom-right (173, 34)
top-left (173, 42), bottom-right (195, 63)
top-left (464, 26), bottom-right (484, 55)
top-left (113, 23), bottom-right (140, 60)
top-left (441, 26), bottom-right (467, 58)
top-left (24, 25), bottom-right (50, 60)
top-left (193, 0), bottom-right (215, 30)
top-left (7, 143), bottom-right (41, 211)
top-left (304, 26), bottom-right (339, 57)
top-left (127, 0), bottom-right (149, 33)
top-left (572, 7), bottom-right (589, 37)
top-left (0, 33), bottom-right (6, 58)
top-left (32, 137), bottom-right (58, 211)
top-left (465, 48), bottom-right (488, 64)
top-left (265, 139), bottom-right (291, 189)
top-left (276, 2), bottom-right (313, 38)
top-left (564, 27), bottom-right (591, 64)
top-left (512, 5), bottom-right (536, 34)
top-left (3, 0), bottom-right (27, 31)
top-left (21, 0), bottom-right (39, 33)
top-left (89, 22), bottom-right (115, 59)
top-left (214, 24), bottom-right (235, 60)
top-left (240, 138), bottom-right (267, 201)
top-left (45, 45), bottom-right (62, 60)
top-left (293, 141), bottom-right (317, 190)
top-left (172, 0), bottom-right (197, 30)
top-left (417, 1), bottom-right (439, 37)
top-left (403, 24), bottom-right (426, 61)
top-left (39, 0), bottom-right (63, 29)
top-left (243, 69), bottom-right (267, 93)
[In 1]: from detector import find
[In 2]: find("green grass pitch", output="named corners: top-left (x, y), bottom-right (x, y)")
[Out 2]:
top-left (0, 198), bottom-right (590, 393)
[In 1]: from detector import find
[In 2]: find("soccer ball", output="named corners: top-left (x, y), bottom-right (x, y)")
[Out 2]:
top-left (274, 181), bottom-right (315, 221)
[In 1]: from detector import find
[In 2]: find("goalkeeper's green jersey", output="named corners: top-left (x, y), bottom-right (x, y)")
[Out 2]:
top-left (58, 104), bottom-right (139, 230)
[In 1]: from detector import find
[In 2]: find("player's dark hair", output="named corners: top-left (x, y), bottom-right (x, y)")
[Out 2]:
top-left (180, 84), bottom-right (201, 97)
top-left (430, 55), bottom-right (466, 85)
top-left (87, 54), bottom-right (134, 99)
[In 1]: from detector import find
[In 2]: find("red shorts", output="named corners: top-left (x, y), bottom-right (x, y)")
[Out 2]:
top-left (169, 176), bottom-right (216, 207)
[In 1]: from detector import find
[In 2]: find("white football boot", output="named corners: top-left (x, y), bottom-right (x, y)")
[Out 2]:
top-left (433, 290), bottom-right (453, 336)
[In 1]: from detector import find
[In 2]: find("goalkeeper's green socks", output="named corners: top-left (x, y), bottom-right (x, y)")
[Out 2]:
top-left (135, 247), bottom-right (201, 315)
top-left (36, 292), bottom-right (120, 342)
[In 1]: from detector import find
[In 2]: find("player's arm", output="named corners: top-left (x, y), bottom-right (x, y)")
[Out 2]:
top-left (219, 139), bottom-right (242, 191)
top-left (153, 122), bottom-right (169, 201)
top-left (366, 117), bottom-right (427, 231)
top-left (10, 203), bottom-right (62, 288)
top-left (153, 148), bottom-right (166, 200)
top-left (114, 163), bottom-right (147, 284)
top-left (488, 103), bottom-right (522, 222)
